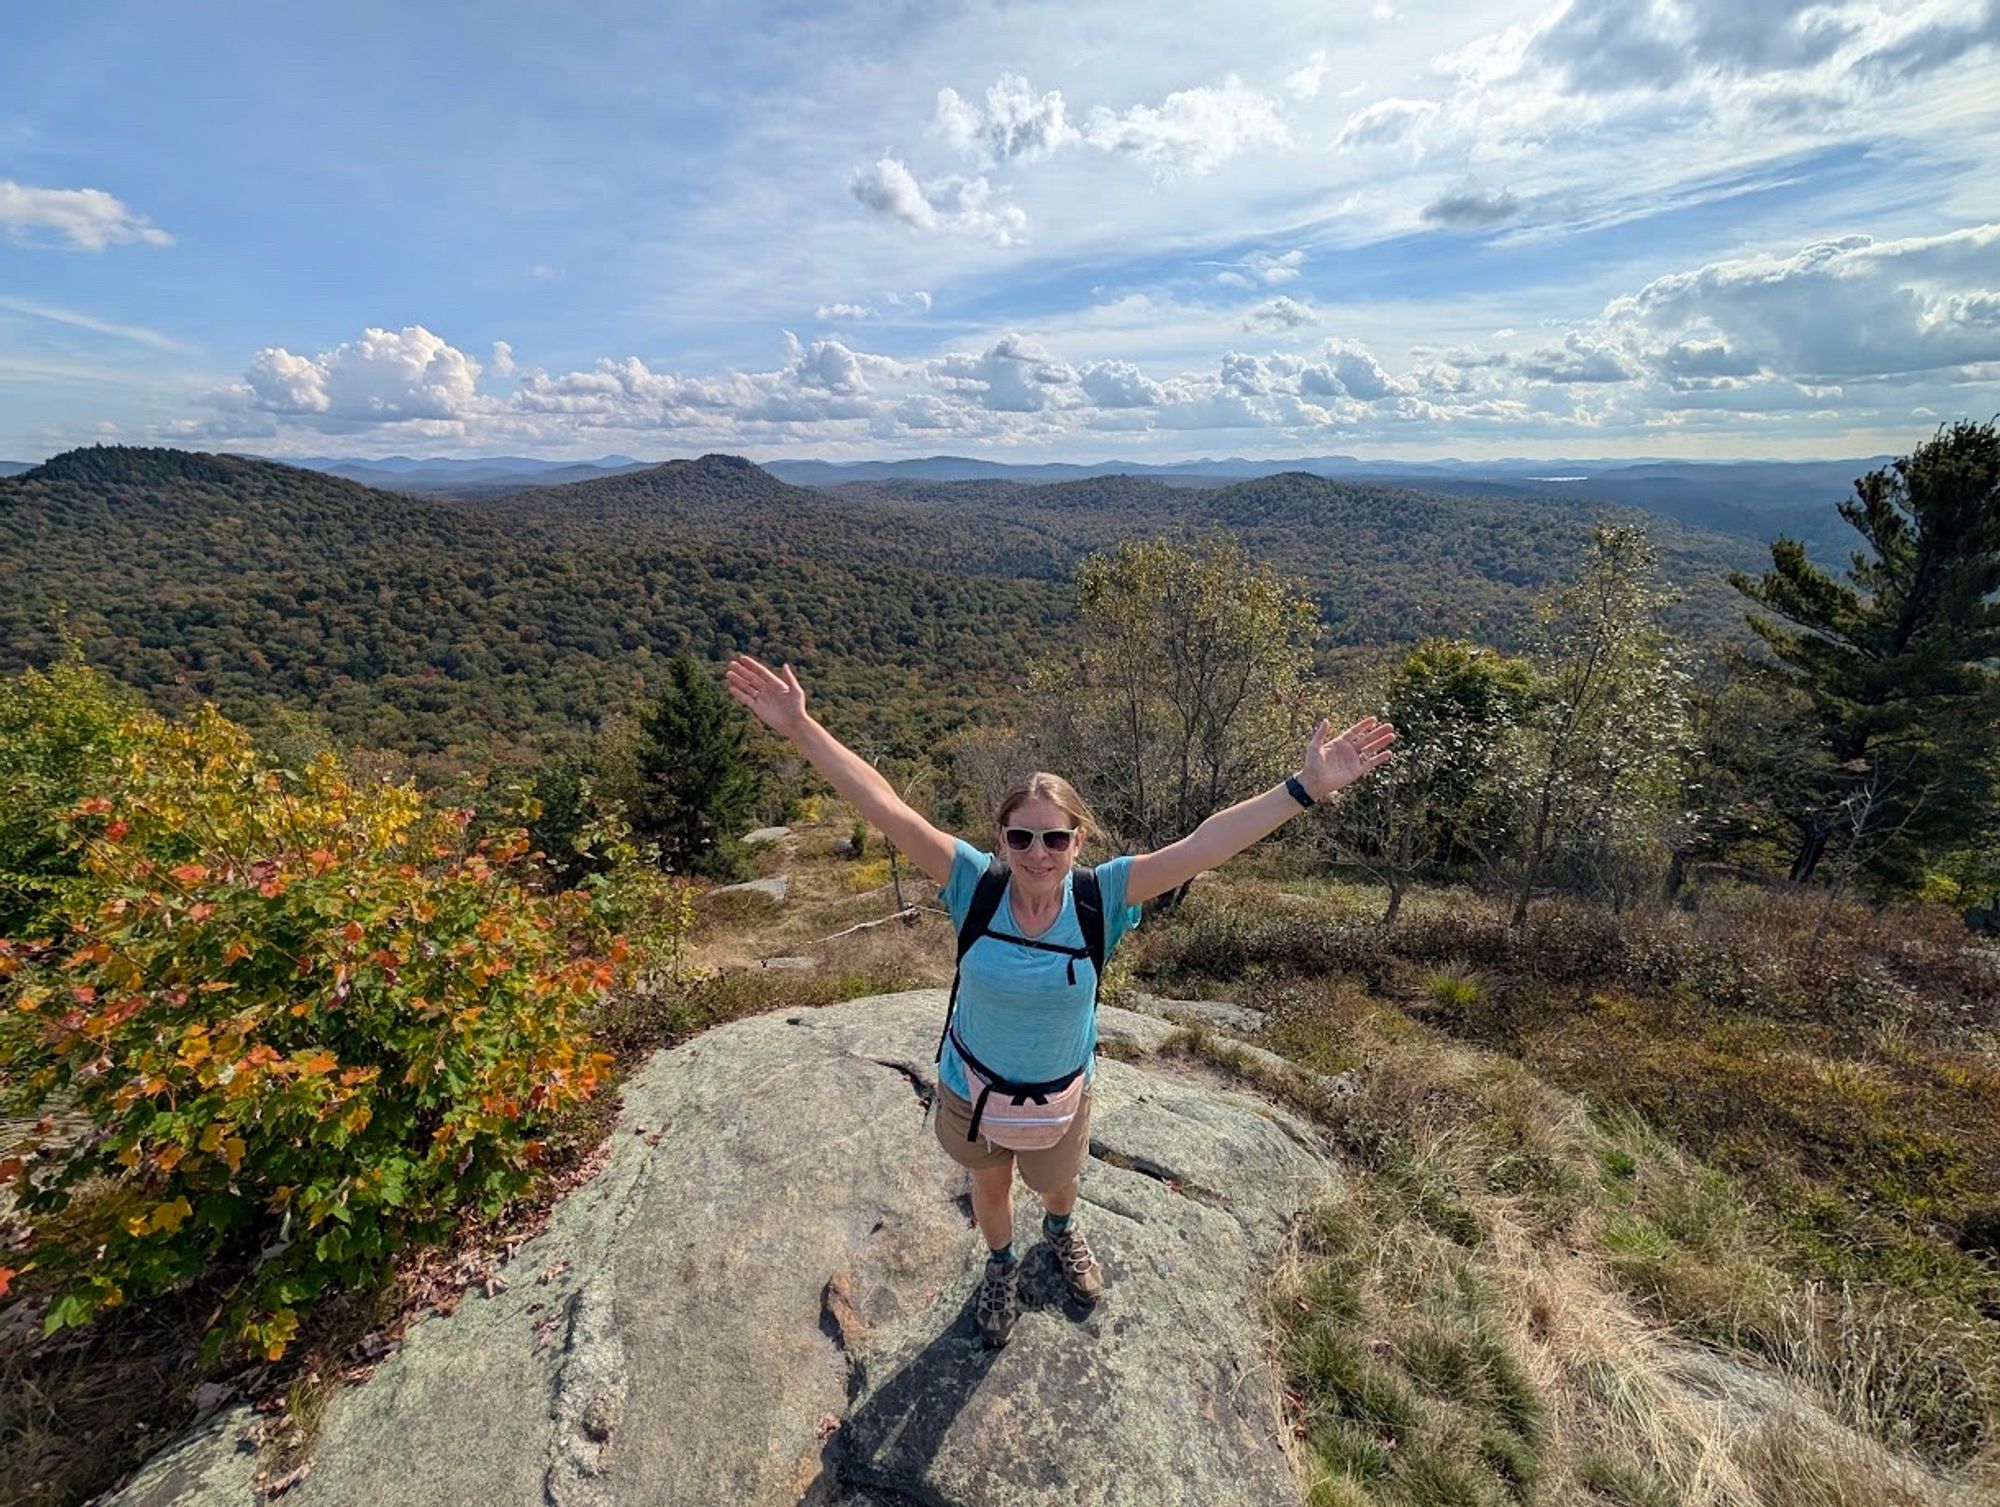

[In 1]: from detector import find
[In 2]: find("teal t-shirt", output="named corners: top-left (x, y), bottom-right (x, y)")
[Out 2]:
top-left (937, 838), bottom-right (1142, 1100)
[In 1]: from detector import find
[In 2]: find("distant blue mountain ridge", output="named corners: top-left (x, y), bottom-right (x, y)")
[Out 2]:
top-left (247, 449), bottom-right (1893, 511)
top-left (3, 448), bottom-right (1893, 553)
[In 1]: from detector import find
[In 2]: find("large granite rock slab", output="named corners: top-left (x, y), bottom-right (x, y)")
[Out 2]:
top-left (106, 992), bottom-right (1336, 1507)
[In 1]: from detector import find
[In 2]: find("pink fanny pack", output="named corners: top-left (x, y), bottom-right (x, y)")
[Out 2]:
top-left (951, 1027), bottom-right (1087, 1149)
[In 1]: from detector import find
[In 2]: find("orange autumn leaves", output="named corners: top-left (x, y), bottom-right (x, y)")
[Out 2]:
top-left (0, 703), bottom-right (634, 1363)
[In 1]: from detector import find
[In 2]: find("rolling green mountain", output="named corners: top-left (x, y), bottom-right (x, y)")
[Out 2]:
top-left (2, 447), bottom-right (1773, 775)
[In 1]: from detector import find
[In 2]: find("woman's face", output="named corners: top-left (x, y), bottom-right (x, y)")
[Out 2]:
top-left (997, 795), bottom-right (1084, 892)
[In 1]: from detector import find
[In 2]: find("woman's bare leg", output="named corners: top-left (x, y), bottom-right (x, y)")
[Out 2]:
top-left (967, 1158), bottom-right (1016, 1251)
top-left (1040, 1174), bottom-right (1080, 1219)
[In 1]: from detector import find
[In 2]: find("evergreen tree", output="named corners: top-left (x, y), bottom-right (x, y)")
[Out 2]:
top-left (1728, 420), bottom-right (2000, 887)
top-left (631, 654), bottom-right (763, 878)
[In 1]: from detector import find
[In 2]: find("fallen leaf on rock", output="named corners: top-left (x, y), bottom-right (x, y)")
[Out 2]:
top-left (532, 1310), bottom-right (565, 1354)
top-left (258, 1460), bottom-right (312, 1497)
top-left (537, 1258), bottom-right (572, 1286)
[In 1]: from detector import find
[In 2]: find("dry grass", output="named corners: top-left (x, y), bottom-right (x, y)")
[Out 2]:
top-left (1138, 873), bottom-right (2000, 1479)
top-left (1233, 999), bottom-right (1981, 1506)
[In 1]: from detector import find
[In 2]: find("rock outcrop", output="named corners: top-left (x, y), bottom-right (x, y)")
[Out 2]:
top-left (712, 874), bottom-right (791, 903)
top-left (107, 991), bottom-right (1337, 1507)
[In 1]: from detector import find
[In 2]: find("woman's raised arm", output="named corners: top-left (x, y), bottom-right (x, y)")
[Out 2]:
top-left (723, 654), bottom-right (958, 886)
top-left (1123, 715), bottom-right (1397, 906)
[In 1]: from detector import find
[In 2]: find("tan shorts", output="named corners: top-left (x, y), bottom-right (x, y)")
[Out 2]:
top-left (932, 1076), bottom-right (1094, 1194)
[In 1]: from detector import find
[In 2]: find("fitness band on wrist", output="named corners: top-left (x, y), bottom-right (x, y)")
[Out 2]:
top-left (1284, 774), bottom-right (1315, 809)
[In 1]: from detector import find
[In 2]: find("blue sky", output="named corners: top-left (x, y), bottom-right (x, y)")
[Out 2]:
top-left (3, 0), bottom-right (1997, 462)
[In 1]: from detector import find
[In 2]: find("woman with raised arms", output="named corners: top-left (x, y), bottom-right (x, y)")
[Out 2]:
top-left (724, 653), bottom-right (1397, 1349)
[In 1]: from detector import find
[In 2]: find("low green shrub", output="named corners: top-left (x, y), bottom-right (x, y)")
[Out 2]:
top-left (0, 703), bottom-right (629, 1363)
top-left (0, 644), bottom-right (144, 938)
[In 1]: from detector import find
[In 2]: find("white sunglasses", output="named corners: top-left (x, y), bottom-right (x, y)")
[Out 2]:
top-left (1001, 825), bottom-right (1079, 853)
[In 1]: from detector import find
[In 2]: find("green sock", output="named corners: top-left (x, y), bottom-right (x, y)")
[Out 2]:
top-left (1044, 1211), bottom-right (1073, 1236)
top-left (987, 1241), bottom-right (1016, 1266)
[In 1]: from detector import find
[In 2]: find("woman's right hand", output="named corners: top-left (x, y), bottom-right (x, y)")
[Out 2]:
top-left (725, 654), bottom-right (809, 739)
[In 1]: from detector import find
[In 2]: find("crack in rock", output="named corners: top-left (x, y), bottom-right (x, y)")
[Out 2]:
top-left (543, 1283), bottom-right (627, 1507)
top-left (859, 1056), bottom-right (935, 1104)
top-left (1089, 1143), bottom-right (1226, 1208)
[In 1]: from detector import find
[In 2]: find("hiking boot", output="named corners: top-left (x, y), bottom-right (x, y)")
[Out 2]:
top-left (976, 1254), bottom-right (1021, 1348)
top-left (1045, 1217), bottom-right (1103, 1304)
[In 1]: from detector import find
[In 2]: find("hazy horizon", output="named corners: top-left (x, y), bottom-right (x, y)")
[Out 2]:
top-left (1, 445), bottom-right (1905, 473)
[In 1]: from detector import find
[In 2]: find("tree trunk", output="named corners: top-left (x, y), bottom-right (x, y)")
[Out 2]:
top-left (1663, 847), bottom-right (1690, 903)
top-left (1788, 823), bottom-right (1832, 886)
top-left (1382, 877), bottom-right (1404, 927)
top-left (1509, 788), bottom-right (1554, 940)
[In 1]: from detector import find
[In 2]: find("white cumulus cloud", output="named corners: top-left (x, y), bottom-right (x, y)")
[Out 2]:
top-left (1243, 296), bottom-right (1319, 332)
top-left (1285, 50), bottom-right (1332, 100)
top-left (232, 326), bottom-right (486, 421)
top-left (850, 156), bottom-right (1027, 244)
top-left (1083, 78), bottom-right (1291, 181)
top-left (0, 180), bottom-right (173, 251)
top-left (934, 334), bottom-right (1078, 412)
top-left (1601, 224), bottom-right (2000, 381)
top-left (1079, 359), bottom-right (1167, 408)
top-left (935, 74), bottom-right (1081, 164)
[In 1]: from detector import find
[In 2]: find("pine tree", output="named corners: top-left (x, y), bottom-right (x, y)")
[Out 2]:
top-left (1728, 420), bottom-right (2000, 887)
top-left (631, 654), bottom-right (764, 878)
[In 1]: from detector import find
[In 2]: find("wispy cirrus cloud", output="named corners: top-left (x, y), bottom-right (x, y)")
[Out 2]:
top-left (0, 295), bottom-right (194, 354)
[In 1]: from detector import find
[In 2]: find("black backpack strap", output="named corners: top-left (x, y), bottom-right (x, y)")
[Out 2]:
top-left (935, 858), bottom-right (1110, 1136)
top-left (959, 858), bottom-right (1011, 966)
top-left (936, 857), bottom-right (1010, 1064)
top-left (1073, 864), bottom-right (1106, 984)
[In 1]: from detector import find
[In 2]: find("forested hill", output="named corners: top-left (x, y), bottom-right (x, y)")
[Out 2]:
top-left (823, 471), bottom-right (1768, 648)
top-left (2, 446), bottom-right (1770, 775)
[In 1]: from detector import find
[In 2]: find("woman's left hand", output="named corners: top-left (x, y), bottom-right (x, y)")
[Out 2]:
top-left (1301, 715), bottom-right (1398, 800)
